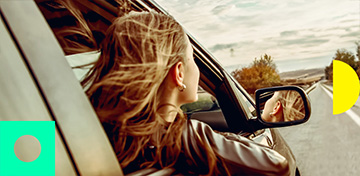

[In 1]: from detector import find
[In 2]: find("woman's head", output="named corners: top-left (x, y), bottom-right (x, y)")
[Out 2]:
top-left (84, 11), bottom-right (199, 121)
top-left (82, 11), bottom-right (200, 170)
top-left (262, 90), bottom-right (305, 122)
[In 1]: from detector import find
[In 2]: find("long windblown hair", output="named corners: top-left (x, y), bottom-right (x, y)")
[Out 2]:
top-left (277, 90), bottom-right (305, 121)
top-left (80, 11), bottom-right (227, 175)
top-left (82, 11), bottom-right (188, 169)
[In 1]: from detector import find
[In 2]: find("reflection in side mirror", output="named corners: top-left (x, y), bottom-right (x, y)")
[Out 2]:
top-left (255, 86), bottom-right (311, 126)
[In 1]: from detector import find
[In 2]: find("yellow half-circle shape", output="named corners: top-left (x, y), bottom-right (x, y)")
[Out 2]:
top-left (333, 60), bottom-right (360, 114)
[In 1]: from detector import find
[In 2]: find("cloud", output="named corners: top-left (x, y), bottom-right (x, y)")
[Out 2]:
top-left (209, 40), bottom-right (255, 52)
top-left (340, 19), bottom-right (358, 24)
top-left (340, 31), bottom-right (360, 38)
top-left (280, 30), bottom-right (299, 37)
top-left (278, 36), bottom-right (330, 47)
top-left (198, 23), bottom-right (223, 33)
top-left (209, 43), bottom-right (237, 52)
top-left (211, 5), bottom-right (233, 15)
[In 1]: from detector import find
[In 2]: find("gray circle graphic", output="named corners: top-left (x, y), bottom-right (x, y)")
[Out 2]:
top-left (14, 135), bottom-right (41, 162)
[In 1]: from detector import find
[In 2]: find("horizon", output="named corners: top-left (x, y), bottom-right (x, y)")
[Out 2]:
top-left (224, 55), bottom-right (333, 73)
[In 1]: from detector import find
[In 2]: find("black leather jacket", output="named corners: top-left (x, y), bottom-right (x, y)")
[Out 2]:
top-left (108, 119), bottom-right (290, 175)
top-left (175, 119), bottom-right (290, 175)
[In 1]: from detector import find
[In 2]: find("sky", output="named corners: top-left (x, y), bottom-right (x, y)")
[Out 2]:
top-left (155, 0), bottom-right (360, 72)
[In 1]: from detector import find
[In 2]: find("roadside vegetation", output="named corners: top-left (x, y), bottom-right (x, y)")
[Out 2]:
top-left (325, 42), bottom-right (360, 81)
top-left (231, 54), bottom-right (282, 94)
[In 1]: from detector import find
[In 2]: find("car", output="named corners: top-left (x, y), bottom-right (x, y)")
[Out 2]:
top-left (0, 0), bottom-right (311, 175)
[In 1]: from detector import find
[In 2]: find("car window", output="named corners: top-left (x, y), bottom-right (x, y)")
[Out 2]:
top-left (229, 74), bottom-right (257, 119)
top-left (241, 90), bottom-right (257, 119)
top-left (65, 51), bottom-right (229, 131)
top-left (181, 87), bottom-right (220, 114)
top-left (65, 51), bottom-right (99, 81)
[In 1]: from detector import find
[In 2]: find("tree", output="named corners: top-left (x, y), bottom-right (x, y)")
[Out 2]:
top-left (355, 41), bottom-right (360, 78)
top-left (325, 64), bottom-right (333, 80)
top-left (356, 41), bottom-right (360, 61)
top-left (325, 48), bottom-right (357, 81)
top-left (231, 54), bottom-right (281, 94)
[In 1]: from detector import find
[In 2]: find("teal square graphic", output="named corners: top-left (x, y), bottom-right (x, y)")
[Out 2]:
top-left (0, 121), bottom-right (55, 176)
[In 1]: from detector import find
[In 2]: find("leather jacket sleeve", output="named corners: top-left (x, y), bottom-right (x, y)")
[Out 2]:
top-left (179, 119), bottom-right (290, 175)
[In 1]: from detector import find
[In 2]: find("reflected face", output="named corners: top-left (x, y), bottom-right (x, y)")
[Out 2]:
top-left (182, 36), bottom-right (200, 103)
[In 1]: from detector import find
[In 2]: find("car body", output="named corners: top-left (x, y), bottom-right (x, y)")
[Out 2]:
top-left (0, 0), bottom-right (310, 175)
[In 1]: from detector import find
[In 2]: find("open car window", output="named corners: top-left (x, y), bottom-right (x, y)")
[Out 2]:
top-left (65, 51), bottom-right (230, 132)
top-left (181, 86), bottom-right (220, 114)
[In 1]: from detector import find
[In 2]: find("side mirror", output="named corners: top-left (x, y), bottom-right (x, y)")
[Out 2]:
top-left (254, 86), bottom-right (311, 129)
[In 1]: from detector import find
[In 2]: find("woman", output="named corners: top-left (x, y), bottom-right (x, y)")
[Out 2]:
top-left (83, 11), bottom-right (289, 175)
top-left (262, 90), bottom-right (305, 122)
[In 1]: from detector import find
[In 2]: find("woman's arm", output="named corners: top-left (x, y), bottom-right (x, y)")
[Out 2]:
top-left (180, 119), bottom-right (290, 175)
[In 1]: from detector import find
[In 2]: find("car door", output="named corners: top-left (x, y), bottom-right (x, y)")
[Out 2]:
top-left (0, 11), bottom-right (76, 176)
top-left (0, 1), bottom-right (122, 175)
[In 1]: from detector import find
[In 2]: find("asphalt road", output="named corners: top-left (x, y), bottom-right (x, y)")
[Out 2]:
top-left (278, 83), bottom-right (360, 176)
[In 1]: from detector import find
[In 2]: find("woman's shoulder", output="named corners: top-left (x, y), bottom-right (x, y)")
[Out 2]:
top-left (181, 119), bottom-right (290, 175)
top-left (185, 119), bottom-right (211, 130)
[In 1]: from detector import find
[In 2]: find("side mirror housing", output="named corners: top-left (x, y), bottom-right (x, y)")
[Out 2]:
top-left (250, 86), bottom-right (311, 130)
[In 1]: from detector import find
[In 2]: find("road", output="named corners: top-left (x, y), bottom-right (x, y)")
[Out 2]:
top-left (278, 82), bottom-right (360, 176)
